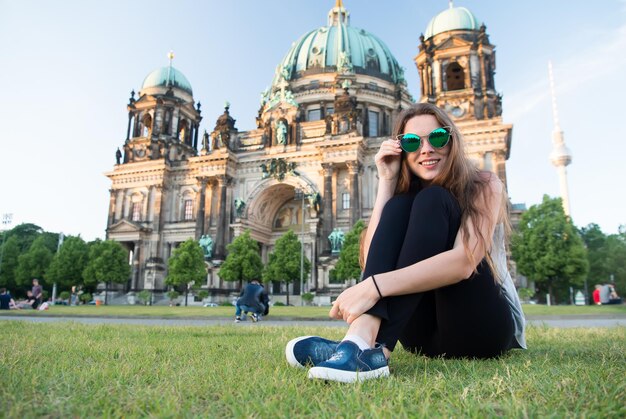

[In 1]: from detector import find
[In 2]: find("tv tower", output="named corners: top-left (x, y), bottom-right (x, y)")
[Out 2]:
top-left (548, 61), bottom-right (572, 217)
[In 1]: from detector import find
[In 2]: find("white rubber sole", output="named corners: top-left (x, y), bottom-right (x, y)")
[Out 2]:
top-left (285, 335), bottom-right (317, 369)
top-left (308, 365), bottom-right (390, 383)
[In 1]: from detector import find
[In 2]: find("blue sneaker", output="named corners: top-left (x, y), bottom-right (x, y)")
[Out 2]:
top-left (308, 341), bottom-right (389, 383)
top-left (285, 336), bottom-right (339, 369)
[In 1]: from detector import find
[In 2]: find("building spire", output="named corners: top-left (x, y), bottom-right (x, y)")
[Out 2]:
top-left (166, 50), bottom-right (175, 87)
top-left (548, 60), bottom-right (573, 217)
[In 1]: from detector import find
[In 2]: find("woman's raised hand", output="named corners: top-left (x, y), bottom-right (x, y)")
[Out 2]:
top-left (374, 138), bottom-right (402, 182)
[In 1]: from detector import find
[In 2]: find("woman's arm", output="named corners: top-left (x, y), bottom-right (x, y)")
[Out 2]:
top-left (331, 174), bottom-right (503, 324)
top-left (362, 138), bottom-right (402, 262)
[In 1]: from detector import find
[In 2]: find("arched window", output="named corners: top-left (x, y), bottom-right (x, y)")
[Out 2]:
top-left (445, 62), bottom-right (465, 91)
top-left (183, 199), bottom-right (194, 220)
top-left (141, 114), bottom-right (152, 137)
top-left (130, 192), bottom-right (144, 221)
top-left (178, 120), bottom-right (188, 142)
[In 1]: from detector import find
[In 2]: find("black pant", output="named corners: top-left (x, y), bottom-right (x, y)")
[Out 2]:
top-left (364, 186), bottom-right (514, 359)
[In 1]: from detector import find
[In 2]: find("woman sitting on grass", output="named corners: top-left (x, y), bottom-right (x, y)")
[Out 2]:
top-left (286, 103), bottom-right (526, 383)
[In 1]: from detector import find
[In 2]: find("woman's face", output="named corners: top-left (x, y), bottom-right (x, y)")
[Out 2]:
top-left (403, 114), bottom-right (450, 184)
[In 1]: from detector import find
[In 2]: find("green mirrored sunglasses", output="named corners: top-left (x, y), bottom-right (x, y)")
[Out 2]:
top-left (395, 127), bottom-right (451, 153)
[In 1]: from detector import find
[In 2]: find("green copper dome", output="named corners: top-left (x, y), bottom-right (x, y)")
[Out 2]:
top-left (274, 3), bottom-right (404, 85)
top-left (141, 66), bottom-right (193, 94)
top-left (424, 6), bottom-right (481, 39)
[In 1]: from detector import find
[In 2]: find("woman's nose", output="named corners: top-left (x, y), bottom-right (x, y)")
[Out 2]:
top-left (420, 137), bottom-right (434, 153)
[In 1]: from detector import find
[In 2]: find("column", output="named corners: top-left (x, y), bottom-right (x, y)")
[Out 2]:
top-left (107, 189), bottom-right (116, 228)
top-left (131, 240), bottom-right (141, 290)
top-left (214, 175), bottom-right (229, 258)
top-left (126, 113), bottom-right (133, 141)
top-left (347, 161), bottom-right (361, 226)
top-left (153, 185), bottom-right (164, 258)
top-left (193, 123), bottom-right (199, 150)
top-left (321, 163), bottom-right (333, 254)
top-left (434, 59), bottom-right (442, 95)
top-left (195, 177), bottom-right (209, 238)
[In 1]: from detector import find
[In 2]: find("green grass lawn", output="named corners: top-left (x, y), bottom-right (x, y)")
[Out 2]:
top-left (1, 322), bottom-right (624, 417)
top-left (2, 303), bottom-right (625, 319)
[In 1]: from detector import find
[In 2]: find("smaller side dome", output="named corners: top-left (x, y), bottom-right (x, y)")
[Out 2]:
top-left (424, 6), bottom-right (480, 39)
top-left (142, 66), bottom-right (193, 94)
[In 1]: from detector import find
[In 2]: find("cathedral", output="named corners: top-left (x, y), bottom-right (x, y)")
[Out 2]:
top-left (105, 1), bottom-right (512, 299)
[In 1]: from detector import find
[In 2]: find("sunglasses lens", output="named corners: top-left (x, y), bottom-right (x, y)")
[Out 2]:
top-left (400, 134), bottom-right (421, 152)
top-left (429, 128), bottom-right (450, 148)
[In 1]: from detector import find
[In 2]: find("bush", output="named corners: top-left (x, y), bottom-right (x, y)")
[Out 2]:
top-left (301, 292), bottom-right (314, 304)
top-left (197, 290), bottom-right (209, 301)
top-left (80, 293), bottom-right (92, 304)
top-left (167, 290), bottom-right (180, 302)
top-left (137, 290), bottom-right (152, 305)
top-left (518, 287), bottom-right (535, 301)
top-left (59, 291), bottom-right (71, 301)
top-left (218, 301), bottom-right (233, 306)
top-left (273, 301), bottom-right (286, 307)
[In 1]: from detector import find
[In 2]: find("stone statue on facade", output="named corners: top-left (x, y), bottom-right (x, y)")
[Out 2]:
top-left (115, 147), bottom-right (122, 164)
top-left (202, 130), bottom-right (210, 153)
top-left (276, 120), bottom-right (287, 145)
top-left (328, 228), bottom-right (345, 254)
top-left (337, 50), bottom-right (354, 74)
top-left (234, 198), bottom-right (246, 218)
top-left (308, 192), bottom-right (321, 214)
top-left (198, 235), bottom-right (214, 260)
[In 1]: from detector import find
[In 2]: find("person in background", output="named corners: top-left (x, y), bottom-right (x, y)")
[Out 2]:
top-left (234, 279), bottom-right (269, 323)
top-left (15, 291), bottom-right (37, 309)
top-left (0, 288), bottom-right (17, 310)
top-left (592, 284), bottom-right (602, 305)
top-left (31, 278), bottom-right (43, 308)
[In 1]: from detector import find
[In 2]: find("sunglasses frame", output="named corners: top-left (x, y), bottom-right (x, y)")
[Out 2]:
top-left (395, 126), bottom-right (452, 153)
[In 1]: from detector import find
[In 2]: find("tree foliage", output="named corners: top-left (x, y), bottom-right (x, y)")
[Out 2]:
top-left (580, 223), bottom-right (626, 296)
top-left (2, 223), bottom-right (45, 253)
top-left (47, 236), bottom-right (89, 290)
top-left (332, 220), bottom-right (366, 282)
top-left (263, 229), bottom-right (310, 304)
top-left (511, 195), bottom-right (588, 304)
top-left (165, 239), bottom-right (207, 289)
top-left (218, 231), bottom-right (263, 288)
top-left (82, 240), bottom-right (130, 289)
top-left (0, 236), bottom-right (20, 291)
top-left (15, 235), bottom-right (55, 288)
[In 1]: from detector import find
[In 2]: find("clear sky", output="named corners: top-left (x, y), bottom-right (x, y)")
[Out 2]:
top-left (1, 0), bottom-right (625, 240)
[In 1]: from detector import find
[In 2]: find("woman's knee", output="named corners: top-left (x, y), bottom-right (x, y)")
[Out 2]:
top-left (411, 186), bottom-right (461, 219)
top-left (380, 194), bottom-right (415, 221)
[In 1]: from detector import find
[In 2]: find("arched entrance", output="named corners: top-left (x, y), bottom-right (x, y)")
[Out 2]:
top-left (234, 177), bottom-right (321, 296)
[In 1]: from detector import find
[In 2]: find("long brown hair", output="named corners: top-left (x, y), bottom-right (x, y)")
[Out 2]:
top-left (379, 103), bottom-right (509, 277)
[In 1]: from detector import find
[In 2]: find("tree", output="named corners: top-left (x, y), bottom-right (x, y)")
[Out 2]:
top-left (581, 224), bottom-right (626, 296)
top-left (1, 223), bottom-right (44, 253)
top-left (263, 229), bottom-right (310, 305)
top-left (511, 195), bottom-right (588, 304)
top-left (15, 235), bottom-right (55, 288)
top-left (0, 236), bottom-right (20, 291)
top-left (82, 240), bottom-right (130, 294)
top-left (165, 239), bottom-right (206, 306)
top-left (218, 230), bottom-right (264, 290)
top-left (47, 236), bottom-right (89, 291)
top-left (332, 220), bottom-right (366, 283)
